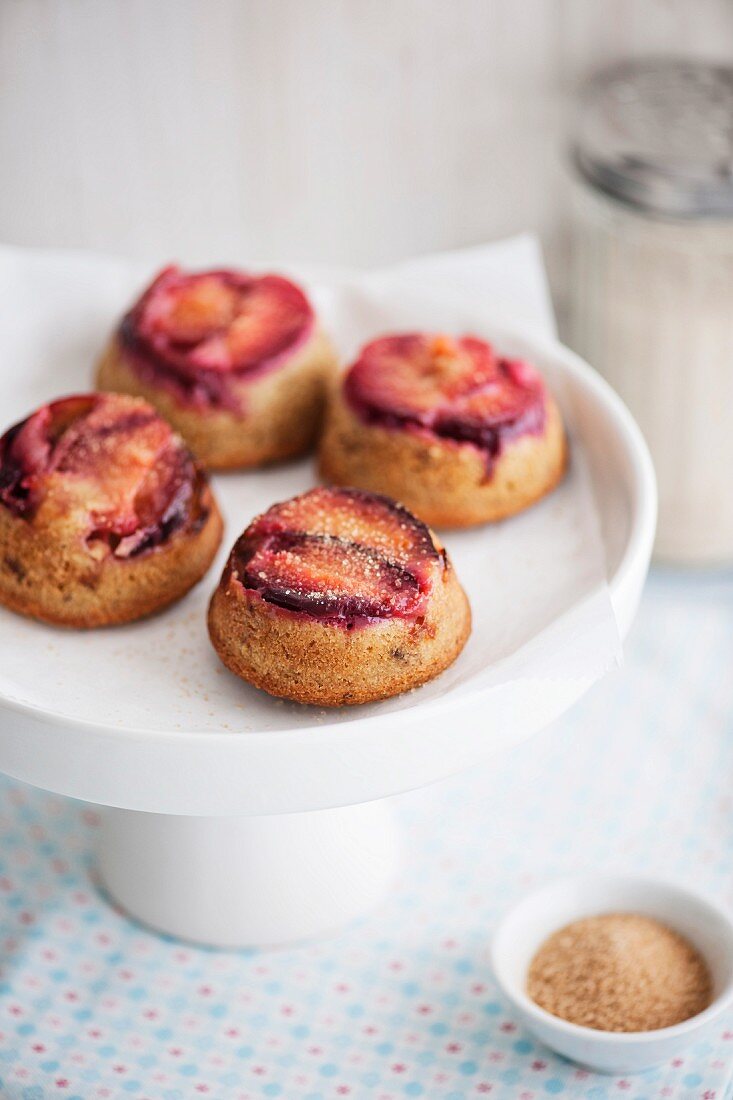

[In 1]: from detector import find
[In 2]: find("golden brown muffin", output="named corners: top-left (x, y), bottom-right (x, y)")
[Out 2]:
top-left (319, 333), bottom-right (567, 528)
top-left (96, 265), bottom-right (338, 469)
top-left (0, 393), bottom-right (223, 627)
top-left (208, 486), bottom-right (471, 706)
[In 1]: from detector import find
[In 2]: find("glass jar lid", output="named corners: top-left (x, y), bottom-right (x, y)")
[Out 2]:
top-left (573, 58), bottom-right (733, 218)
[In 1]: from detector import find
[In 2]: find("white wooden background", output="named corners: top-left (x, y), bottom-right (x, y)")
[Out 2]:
top-left (1, 0), bottom-right (732, 311)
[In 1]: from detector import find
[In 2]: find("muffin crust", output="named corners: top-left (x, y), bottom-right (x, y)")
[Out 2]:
top-left (0, 393), bottom-right (223, 627)
top-left (208, 487), bottom-right (471, 705)
top-left (97, 266), bottom-right (338, 469)
top-left (320, 333), bottom-right (566, 527)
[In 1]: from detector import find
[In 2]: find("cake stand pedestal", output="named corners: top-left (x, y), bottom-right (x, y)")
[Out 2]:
top-left (98, 801), bottom-right (398, 947)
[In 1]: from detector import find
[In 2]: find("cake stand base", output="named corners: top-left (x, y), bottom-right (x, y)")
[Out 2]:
top-left (96, 800), bottom-right (399, 948)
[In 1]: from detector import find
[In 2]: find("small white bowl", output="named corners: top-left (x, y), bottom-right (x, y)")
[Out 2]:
top-left (490, 874), bottom-right (733, 1074)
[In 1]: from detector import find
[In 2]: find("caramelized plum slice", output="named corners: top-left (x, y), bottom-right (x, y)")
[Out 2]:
top-left (243, 532), bottom-right (420, 619)
top-left (90, 440), bottom-right (197, 559)
top-left (344, 333), bottom-right (547, 458)
top-left (0, 394), bottom-right (202, 558)
top-left (119, 266), bottom-right (315, 407)
top-left (0, 396), bottom-right (95, 517)
top-left (254, 486), bottom-right (439, 568)
top-left (154, 275), bottom-right (239, 344)
top-left (231, 487), bottom-right (441, 623)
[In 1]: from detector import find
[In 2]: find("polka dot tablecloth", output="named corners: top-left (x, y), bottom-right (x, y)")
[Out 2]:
top-left (0, 570), bottom-right (731, 1100)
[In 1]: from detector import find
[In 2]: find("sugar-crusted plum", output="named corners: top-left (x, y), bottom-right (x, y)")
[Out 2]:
top-left (319, 333), bottom-right (566, 527)
top-left (207, 487), bottom-right (471, 706)
top-left (96, 265), bottom-right (338, 469)
top-left (0, 393), bottom-right (223, 626)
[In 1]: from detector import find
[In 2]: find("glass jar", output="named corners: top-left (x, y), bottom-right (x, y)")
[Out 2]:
top-left (568, 59), bottom-right (733, 566)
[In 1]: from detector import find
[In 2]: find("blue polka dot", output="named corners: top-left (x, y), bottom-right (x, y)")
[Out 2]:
top-left (236, 1045), bottom-right (254, 1059)
top-left (682, 1074), bottom-right (703, 1087)
top-left (179, 1064), bottom-right (196, 1076)
top-left (404, 1085), bottom-right (424, 1097)
top-left (429, 1022), bottom-right (448, 1036)
top-left (263, 1086), bottom-right (282, 1097)
top-left (459, 1060), bottom-right (477, 1075)
top-left (16, 1023), bottom-right (34, 1035)
top-left (401, 981), bottom-right (420, 996)
top-left (454, 957), bottom-right (473, 973)
top-left (319, 1063), bottom-right (338, 1077)
top-left (483, 1001), bottom-right (502, 1015)
top-left (210, 1003), bottom-right (227, 1017)
top-left (376, 1042), bottom-right (394, 1055)
top-left (513, 1038), bottom-right (532, 1053)
top-left (346, 1003), bottom-right (364, 1018)
top-left (121, 1082), bottom-right (141, 1093)
top-left (544, 1080), bottom-right (564, 1095)
top-left (291, 1025), bottom-right (309, 1038)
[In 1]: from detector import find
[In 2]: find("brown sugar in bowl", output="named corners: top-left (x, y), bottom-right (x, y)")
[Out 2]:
top-left (490, 874), bottom-right (733, 1074)
top-left (527, 912), bottom-right (712, 1033)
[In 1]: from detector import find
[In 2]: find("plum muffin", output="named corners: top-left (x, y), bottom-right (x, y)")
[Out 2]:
top-left (97, 265), bottom-right (338, 469)
top-left (319, 333), bottom-right (566, 528)
top-left (0, 393), bottom-right (223, 626)
top-left (208, 487), bottom-right (470, 706)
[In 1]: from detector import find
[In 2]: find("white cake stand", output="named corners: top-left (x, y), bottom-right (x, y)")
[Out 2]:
top-left (0, 292), bottom-right (656, 946)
